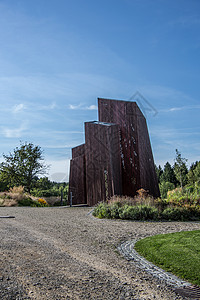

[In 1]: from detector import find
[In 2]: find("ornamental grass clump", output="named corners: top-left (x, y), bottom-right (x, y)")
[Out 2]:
top-left (0, 186), bottom-right (49, 207)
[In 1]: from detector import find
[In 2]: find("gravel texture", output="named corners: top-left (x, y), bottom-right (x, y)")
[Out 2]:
top-left (0, 206), bottom-right (199, 300)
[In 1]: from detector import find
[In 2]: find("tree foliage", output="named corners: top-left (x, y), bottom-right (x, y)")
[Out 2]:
top-left (159, 181), bottom-right (175, 199)
top-left (156, 150), bottom-right (200, 199)
top-left (0, 142), bottom-right (48, 192)
top-left (174, 149), bottom-right (188, 188)
top-left (161, 162), bottom-right (177, 185)
top-left (155, 164), bottom-right (163, 184)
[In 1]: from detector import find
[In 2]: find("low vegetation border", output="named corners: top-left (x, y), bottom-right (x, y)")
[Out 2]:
top-left (93, 202), bottom-right (200, 222)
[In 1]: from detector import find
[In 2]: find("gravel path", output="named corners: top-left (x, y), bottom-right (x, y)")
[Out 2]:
top-left (0, 207), bottom-right (199, 300)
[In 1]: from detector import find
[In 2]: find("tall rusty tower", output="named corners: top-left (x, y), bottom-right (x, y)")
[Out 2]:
top-left (68, 98), bottom-right (160, 206)
top-left (98, 98), bottom-right (159, 198)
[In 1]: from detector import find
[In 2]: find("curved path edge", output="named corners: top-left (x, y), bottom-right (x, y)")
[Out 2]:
top-left (117, 240), bottom-right (191, 288)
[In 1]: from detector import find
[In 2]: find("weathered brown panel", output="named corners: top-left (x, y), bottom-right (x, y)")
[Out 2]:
top-left (136, 105), bottom-right (160, 197)
top-left (98, 98), bottom-right (159, 198)
top-left (72, 144), bottom-right (85, 158)
top-left (68, 147), bottom-right (87, 205)
top-left (85, 121), bottom-right (122, 206)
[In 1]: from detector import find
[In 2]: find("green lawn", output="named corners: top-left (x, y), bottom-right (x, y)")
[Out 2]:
top-left (134, 230), bottom-right (200, 286)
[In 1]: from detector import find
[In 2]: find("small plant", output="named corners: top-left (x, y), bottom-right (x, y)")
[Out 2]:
top-left (18, 198), bottom-right (42, 207)
top-left (93, 202), bottom-right (112, 219)
top-left (38, 198), bottom-right (48, 206)
top-left (136, 188), bottom-right (149, 198)
top-left (9, 186), bottom-right (24, 194)
top-left (119, 204), bottom-right (158, 221)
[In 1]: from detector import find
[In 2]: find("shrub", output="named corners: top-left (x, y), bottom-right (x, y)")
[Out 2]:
top-left (161, 207), bottom-right (183, 221)
top-left (18, 198), bottom-right (42, 207)
top-left (31, 189), bottom-right (60, 197)
top-left (119, 205), bottom-right (140, 220)
top-left (119, 205), bottom-right (158, 221)
top-left (93, 188), bottom-right (200, 221)
top-left (159, 181), bottom-right (175, 199)
top-left (161, 206), bottom-right (200, 221)
top-left (110, 203), bottom-right (121, 218)
top-left (154, 198), bottom-right (168, 213)
top-left (93, 203), bottom-right (112, 219)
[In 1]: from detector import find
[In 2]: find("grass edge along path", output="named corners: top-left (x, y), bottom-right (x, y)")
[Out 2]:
top-left (134, 230), bottom-right (200, 286)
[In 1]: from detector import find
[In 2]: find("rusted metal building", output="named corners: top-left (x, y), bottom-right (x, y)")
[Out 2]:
top-left (68, 98), bottom-right (160, 206)
top-left (68, 144), bottom-right (87, 205)
top-left (98, 98), bottom-right (160, 198)
top-left (85, 121), bottom-right (122, 206)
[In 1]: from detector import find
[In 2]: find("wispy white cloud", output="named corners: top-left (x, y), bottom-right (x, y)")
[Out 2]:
top-left (86, 105), bottom-right (97, 110)
top-left (68, 103), bottom-right (97, 110)
top-left (69, 104), bottom-right (82, 110)
top-left (160, 104), bottom-right (200, 113)
top-left (12, 103), bottom-right (26, 113)
top-left (1, 123), bottom-right (27, 138)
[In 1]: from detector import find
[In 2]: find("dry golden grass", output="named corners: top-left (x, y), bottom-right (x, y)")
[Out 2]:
top-left (108, 189), bottom-right (155, 207)
top-left (0, 186), bottom-right (39, 207)
top-left (2, 198), bottom-right (18, 207)
top-left (9, 186), bottom-right (24, 194)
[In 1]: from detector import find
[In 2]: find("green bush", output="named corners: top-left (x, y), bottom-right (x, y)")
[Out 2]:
top-left (18, 198), bottom-right (42, 207)
top-left (161, 207), bottom-right (183, 221)
top-left (161, 206), bottom-right (200, 221)
top-left (93, 201), bottom-right (200, 221)
top-left (159, 181), bottom-right (175, 199)
top-left (93, 203), bottom-right (112, 219)
top-left (119, 205), bottom-right (158, 221)
top-left (31, 189), bottom-right (60, 197)
top-left (93, 203), bottom-right (158, 221)
top-left (93, 190), bottom-right (200, 221)
top-left (110, 203), bottom-right (121, 219)
top-left (167, 186), bottom-right (200, 206)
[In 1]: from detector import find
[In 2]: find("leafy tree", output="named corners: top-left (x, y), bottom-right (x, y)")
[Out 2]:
top-left (155, 165), bottom-right (163, 184)
top-left (0, 142), bottom-right (49, 192)
top-left (160, 162), bottom-right (177, 185)
top-left (187, 161), bottom-right (199, 185)
top-left (194, 161), bottom-right (200, 183)
top-left (35, 177), bottom-right (53, 190)
top-left (173, 149), bottom-right (188, 188)
top-left (159, 181), bottom-right (175, 199)
top-left (0, 171), bottom-right (9, 192)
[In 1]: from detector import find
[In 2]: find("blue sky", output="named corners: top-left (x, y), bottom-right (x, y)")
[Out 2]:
top-left (0, 0), bottom-right (200, 182)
